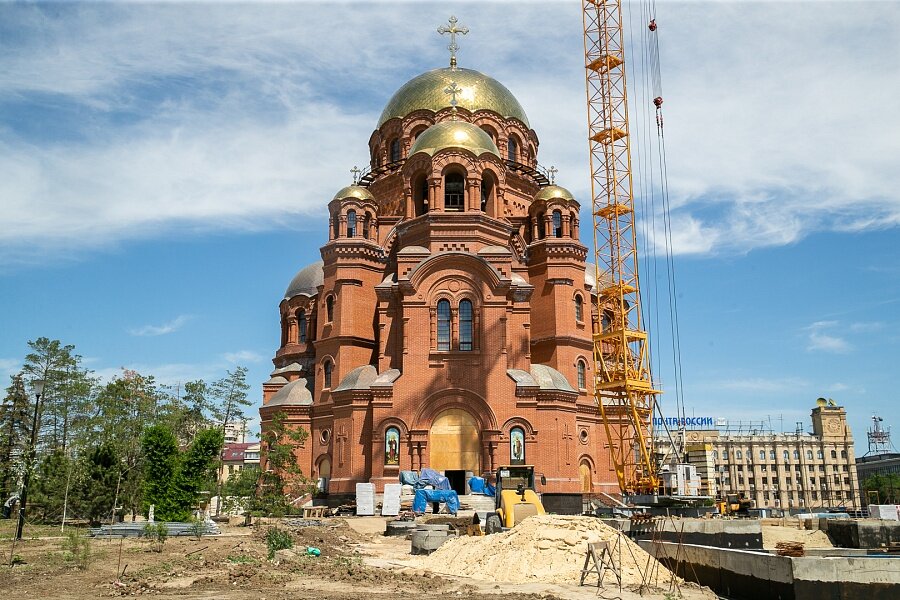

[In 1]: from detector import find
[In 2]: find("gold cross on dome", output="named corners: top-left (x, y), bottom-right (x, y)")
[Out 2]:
top-left (444, 81), bottom-right (463, 118)
top-left (438, 15), bottom-right (469, 69)
top-left (350, 165), bottom-right (361, 185)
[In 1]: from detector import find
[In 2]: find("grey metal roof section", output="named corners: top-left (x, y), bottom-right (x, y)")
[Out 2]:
top-left (267, 378), bottom-right (313, 406)
top-left (530, 364), bottom-right (577, 393)
top-left (271, 362), bottom-right (304, 376)
top-left (372, 368), bottom-right (402, 387)
top-left (265, 375), bottom-right (289, 385)
top-left (284, 260), bottom-right (325, 300)
top-left (333, 365), bottom-right (378, 392)
top-left (507, 369), bottom-right (537, 387)
top-left (376, 273), bottom-right (398, 288)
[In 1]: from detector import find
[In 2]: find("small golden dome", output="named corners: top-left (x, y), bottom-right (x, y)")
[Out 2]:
top-left (378, 67), bottom-right (530, 128)
top-left (408, 121), bottom-right (500, 158)
top-left (534, 185), bottom-right (575, 203)
top-left (332, 185), bottom-right (375, 202)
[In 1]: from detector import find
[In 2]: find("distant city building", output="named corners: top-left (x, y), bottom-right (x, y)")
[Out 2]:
top-left (855, 414), bottom-right (899, 492)
top-left (661, 399), bottom-right (860, 510)
top-left (223, 421), bottom-right (248, 444)
top-left (220, 441), bottom-right (260, 483)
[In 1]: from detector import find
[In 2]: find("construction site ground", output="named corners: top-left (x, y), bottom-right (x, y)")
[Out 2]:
top-left (0, 517), bottom-right (717, 600)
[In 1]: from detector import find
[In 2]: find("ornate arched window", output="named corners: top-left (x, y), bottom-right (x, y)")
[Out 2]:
top-left (323, 359), bottom-right (333, 389)
top-left (480, 175), bottom-right (494, 213)
top-left (326, 295), bottom-right (334, 323)
top-left (298, 310), bottom-right (307, 343)
top-left (510, 426), bottom-right (525, 464)
top-left (459, 300), bottom-right (473, 351)
top-left (507, 137), bottom-right (518, 162)
top-left (575, 295), bottom-right (584, 322)
top-left (783, 450), bottom-right (790, 462)
top-left (807, 450), bottom-right (813, 460)
top-left (437, 299), bottom-right (451, 351)
top-left (389, 138), bottom-right (401, 162)
top-left (384, 426), bottom-right (400, 466)
top-left (347, 210), bottom-right (357, 238)
top-left (576, 360), bottom-right (586, 390)
top-left (444, 173), bottom-right (465, 211)
top-left (552, 210), bottom-right (563, 238)
top-left (537, 212), bottom-right (546, 239)
top-left (736, 450), bottom-right (743, 460)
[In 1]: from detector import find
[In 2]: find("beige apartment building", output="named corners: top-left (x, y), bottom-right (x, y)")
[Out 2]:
top-left (675, 399), bottom-right (860, 511)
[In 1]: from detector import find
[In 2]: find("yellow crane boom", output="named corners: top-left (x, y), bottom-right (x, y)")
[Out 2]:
top-left (582, 0), bottom-right (660, 496)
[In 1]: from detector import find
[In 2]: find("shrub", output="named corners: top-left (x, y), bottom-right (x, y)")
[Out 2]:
top-left (60, 531), bottom-right (92, 569)
top-left (265, 527), bottom-right (293, 560)
top-left (143, 522), bottom-right (168, 553)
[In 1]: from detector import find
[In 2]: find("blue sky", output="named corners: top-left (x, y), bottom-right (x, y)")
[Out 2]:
top-left (1, 1), bottom-right (898, 453)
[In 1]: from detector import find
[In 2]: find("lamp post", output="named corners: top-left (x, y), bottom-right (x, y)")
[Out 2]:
top-left (15, 378), bottom-right (45, 541)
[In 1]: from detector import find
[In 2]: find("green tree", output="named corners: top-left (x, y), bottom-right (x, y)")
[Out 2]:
top-left (168, 428), bottom-right (223, 520)
top-left (159, 380), bottom-right (212, 445)
top-left (0, 375), bottom-right (30, 504)
top-left (211, 367), bottom-right (251, 436)
top-left (79, 442), bottom-right (119, 524)
top-left (22, 337), bottom-right (94, 456)
top-left (92, 370), bottom-right (161, 519)
top-left (141, 425), bottom-right (180, 519)
top-left (863, 473), bottom-right (900, 505)
top-left (140, 425), bottom-right (223, 521)
top-left (221, 465), bottom-right (260, 514)
top-left (30, 449), bottom-right (79, 521)
top-left (258, 411), bottom-right (314, 516)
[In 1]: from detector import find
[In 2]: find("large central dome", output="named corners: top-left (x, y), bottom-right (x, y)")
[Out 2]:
top-left (377, 67), bottom-right (530, 128)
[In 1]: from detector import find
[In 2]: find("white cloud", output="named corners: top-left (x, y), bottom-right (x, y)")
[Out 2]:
top-left (128, 315), bottom-right (192, 337)
top-left (93, 361), bottom-right (222, 386)
top-left (0, 358), bottom-right (22, 384)
top-left (223, 350), bottom-right (265, 364)
top-left (0, 2), bottom-right (898, 263)
top-left (716, 376), bottom-right (810, 394)
top-left (806, 321), bottom-right (852, 353)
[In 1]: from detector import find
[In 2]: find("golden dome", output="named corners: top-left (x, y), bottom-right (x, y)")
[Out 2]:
top-left (332, 185), bottom-right (375, 202)
top-left (534, 185), bottom-right (575, 203)
top-left (378, 67), bottom-right (530, 128)
top-left (408, 121), bottom-right (500, 158)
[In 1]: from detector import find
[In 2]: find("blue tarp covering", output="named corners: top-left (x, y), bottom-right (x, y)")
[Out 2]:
top-left (399, 470), bottom-right (420, 487)
top-left (412, 489), bottom-right (460, 515)
top-left (467, 476), bottom-right (494, 496)
top-left (419, 468), bottom-right (451, 490)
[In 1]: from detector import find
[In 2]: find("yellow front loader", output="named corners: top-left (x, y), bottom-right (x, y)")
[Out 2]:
top-left (484, 465), bottom-right (546, 534)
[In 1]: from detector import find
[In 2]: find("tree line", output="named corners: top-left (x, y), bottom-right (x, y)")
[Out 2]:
top-left (0, 337), bottom-right (260, 525)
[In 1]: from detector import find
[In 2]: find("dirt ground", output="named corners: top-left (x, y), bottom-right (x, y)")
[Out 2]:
top-left (0, 518), bottom-right (716, 600)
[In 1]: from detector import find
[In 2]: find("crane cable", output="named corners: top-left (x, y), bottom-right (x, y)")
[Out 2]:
top-left (648, 1), bottom-right (689, 451)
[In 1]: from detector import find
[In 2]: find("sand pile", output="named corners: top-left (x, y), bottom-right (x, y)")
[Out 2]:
top-left (416, 515), bottom-right (675, 587)
top-left (762, 525), bottom-right (834, 550)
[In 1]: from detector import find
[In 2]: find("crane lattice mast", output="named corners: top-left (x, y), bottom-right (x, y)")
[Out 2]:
top-left (582, 0), bottom-right (660, 496)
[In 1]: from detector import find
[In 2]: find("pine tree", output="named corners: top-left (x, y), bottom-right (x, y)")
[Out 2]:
top-left (0, 375), bottom-right (30, 505)
top-left (210, 367), bottom-right (251, 438)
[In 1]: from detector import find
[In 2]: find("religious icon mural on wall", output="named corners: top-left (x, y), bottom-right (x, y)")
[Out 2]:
top-left (385, 427), bottom-right (400, 465)
top-left (510, 427), bottom-right (525, 465)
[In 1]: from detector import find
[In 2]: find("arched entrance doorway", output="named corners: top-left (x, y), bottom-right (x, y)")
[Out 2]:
top-left (579, 461), bottom-right (593, 493)
top-left (429, 408), bottom-right (481, 493)
top-left (317, 456), bottom-right (331, 493)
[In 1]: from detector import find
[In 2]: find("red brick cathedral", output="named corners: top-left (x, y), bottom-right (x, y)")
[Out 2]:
top-left (260, 32), bottom-right (616, 504)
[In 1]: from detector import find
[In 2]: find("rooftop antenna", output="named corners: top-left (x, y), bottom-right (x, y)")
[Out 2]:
top-left (438, 15), bottom-right (468, 69)
top-left (867, 413), bottom-right (894, 456)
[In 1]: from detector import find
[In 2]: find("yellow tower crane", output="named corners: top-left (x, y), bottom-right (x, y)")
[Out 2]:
top-left (582, 0), bottom-right (660, 497)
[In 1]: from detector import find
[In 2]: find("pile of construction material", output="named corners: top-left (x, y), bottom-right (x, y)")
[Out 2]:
top-left (416, 514), bottom-right (676, 587)
top-left (90, 521), bottom-right (220, 537)
top-left (774, 541), bottom-right (805, 557)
